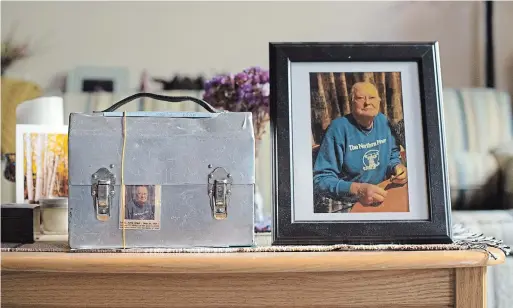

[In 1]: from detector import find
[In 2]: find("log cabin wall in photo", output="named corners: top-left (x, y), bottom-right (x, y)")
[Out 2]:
top-left (309, 72), bottom-right (406, 213)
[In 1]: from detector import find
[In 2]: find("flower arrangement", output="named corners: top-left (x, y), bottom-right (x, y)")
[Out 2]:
top-left (202, 66), bottom-right (270, 149)
top-left (1, 36), bottom-right (30, 76)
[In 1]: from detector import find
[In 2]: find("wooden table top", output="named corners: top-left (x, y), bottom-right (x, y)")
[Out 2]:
top-left (1, 248), bottom-right (505, 274)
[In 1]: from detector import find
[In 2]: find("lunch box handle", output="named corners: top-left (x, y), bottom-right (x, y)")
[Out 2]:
top-left (101, 92), bottom-right (219, 113)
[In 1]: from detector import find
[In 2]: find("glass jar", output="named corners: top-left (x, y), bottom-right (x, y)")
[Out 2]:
top-left (40, 197), bottom-right (68, 235)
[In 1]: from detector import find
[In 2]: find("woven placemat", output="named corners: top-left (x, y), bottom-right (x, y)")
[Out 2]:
top-left (2, 224), bottom-right (510, 259)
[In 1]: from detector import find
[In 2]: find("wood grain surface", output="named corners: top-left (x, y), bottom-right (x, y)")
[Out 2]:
top-left (2, 249), bottom-right (503, 308)
top-left (1, 249), bottom-right (503, 274)
top-left (456, 267), bottom-right (487, 308)
top-left (2, 269), bottom-right (454, 308)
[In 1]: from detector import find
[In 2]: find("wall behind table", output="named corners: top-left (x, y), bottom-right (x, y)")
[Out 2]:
top-left (3, 1), bottom-right (512, 90)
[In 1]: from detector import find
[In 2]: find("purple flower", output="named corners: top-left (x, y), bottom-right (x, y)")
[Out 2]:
top-left (203, 66), bottom-right (271, 140)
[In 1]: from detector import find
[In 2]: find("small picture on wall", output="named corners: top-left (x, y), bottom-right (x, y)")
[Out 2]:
top-left (16, 124), bottom-right (69, 203)
top-left (310, 72), bottom-right (408, 214)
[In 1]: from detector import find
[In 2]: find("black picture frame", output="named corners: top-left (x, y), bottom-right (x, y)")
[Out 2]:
top-left (269, 42), bottom-right (452, 245)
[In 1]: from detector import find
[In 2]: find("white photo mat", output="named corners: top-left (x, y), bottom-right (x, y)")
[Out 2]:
top-left (289, 61), bottom-right (429, 222)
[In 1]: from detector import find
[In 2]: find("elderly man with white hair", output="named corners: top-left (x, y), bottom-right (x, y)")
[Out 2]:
top-left (125, 185), bottom-right (155, 220)
top-left (313, 81), bottom-right (407, 212)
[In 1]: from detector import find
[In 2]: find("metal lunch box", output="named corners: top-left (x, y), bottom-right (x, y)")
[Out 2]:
top-left (67, 93), bottom-right (255, 249)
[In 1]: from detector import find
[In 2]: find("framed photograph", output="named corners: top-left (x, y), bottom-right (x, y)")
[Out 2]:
top-left (119, 185), bottom-right (162, 230)
top-left (16, 124), bottom-right (69, 203)
top-left (269, 42), bottom-right (452, 245)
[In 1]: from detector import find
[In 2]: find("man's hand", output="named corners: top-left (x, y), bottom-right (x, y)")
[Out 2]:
top-left (390, 164), bottom-right (407, 185)
top-left (350, 183), bottom-right (387, 206)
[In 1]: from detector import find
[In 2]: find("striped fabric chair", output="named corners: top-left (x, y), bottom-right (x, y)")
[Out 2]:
top-left (442, 88), bottom-right (513, 210)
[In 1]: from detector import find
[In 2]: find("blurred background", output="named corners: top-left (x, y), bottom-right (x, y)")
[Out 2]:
top-left (3, 1), bottom-right (512, 90)
top-left (1, 1), bottom-right (513, 305)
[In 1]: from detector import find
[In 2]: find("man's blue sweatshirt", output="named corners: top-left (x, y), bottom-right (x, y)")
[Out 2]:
top-left (313, 113), bottom-right (401, 201)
